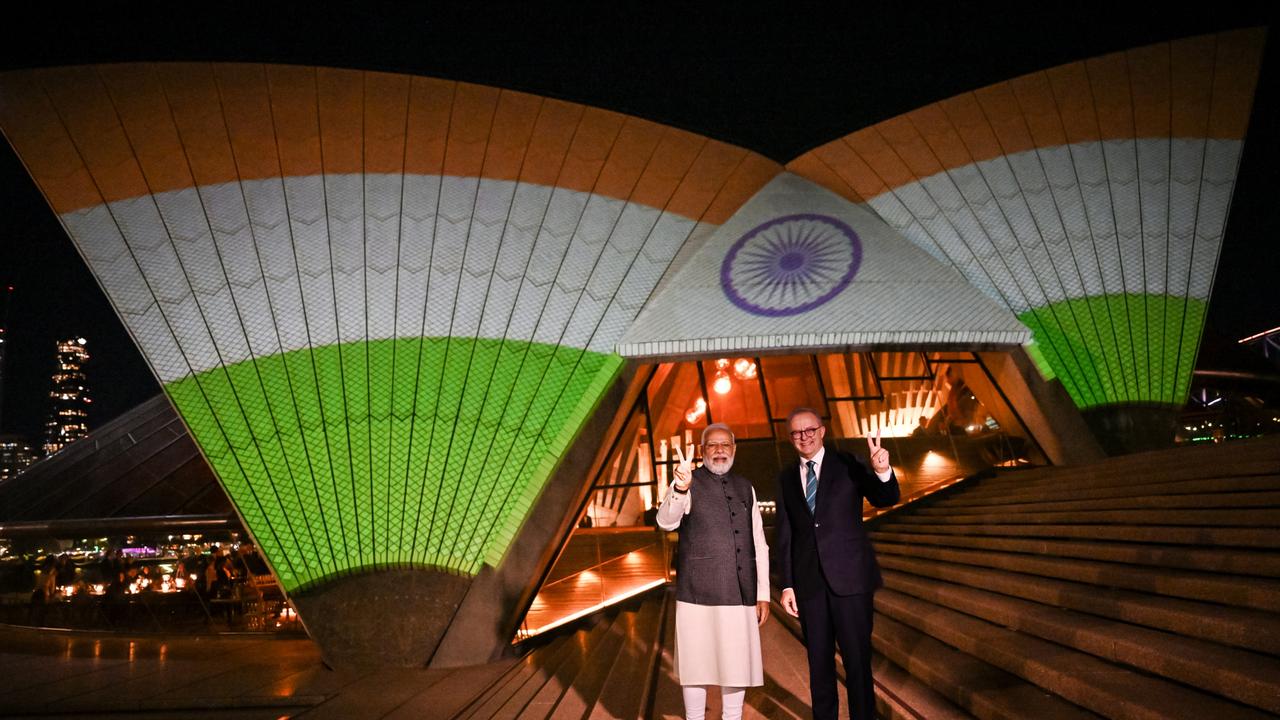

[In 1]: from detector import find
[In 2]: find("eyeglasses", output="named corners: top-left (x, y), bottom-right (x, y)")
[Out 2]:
top-left (789, 427), bottom-right (821, 440)
top-left (703, 441), bottom-right (734, 451)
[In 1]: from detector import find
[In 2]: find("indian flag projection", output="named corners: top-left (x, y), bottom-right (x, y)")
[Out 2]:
top-left (789, 29), bottom-right (1265, 409)
top-left (0, 64), bottom-right (779, 592)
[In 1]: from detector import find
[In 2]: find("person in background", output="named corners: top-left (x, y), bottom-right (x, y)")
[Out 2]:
top-left (27, 555), bottom-right (58, 626)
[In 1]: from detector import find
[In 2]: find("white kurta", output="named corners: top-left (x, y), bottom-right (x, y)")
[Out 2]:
top-left (657, 483), bottom-right (770, 687)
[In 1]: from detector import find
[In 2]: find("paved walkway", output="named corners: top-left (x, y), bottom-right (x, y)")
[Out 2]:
top-left (651, 608), bottom-right (841, 719)
top-left (0, 598), bottom-right (838, 719)
top-left (0, 625), bottom-right (511, 719)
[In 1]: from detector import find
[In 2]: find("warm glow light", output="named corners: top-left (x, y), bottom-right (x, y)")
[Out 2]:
top-left (713, 372), bottom-right (732, 395)
top-left (922, 451), bottom-right (949, 468)
top-left (732, 358), bottom-right (757, 380)
top-left (684, 397), bottom-right (707, 424)
top-left (1238, 325), bottom-right (1280, 344)
top-left (520, 578), bottom-right (668, 639)
top-left (637, 444), bottom-right (653, 510)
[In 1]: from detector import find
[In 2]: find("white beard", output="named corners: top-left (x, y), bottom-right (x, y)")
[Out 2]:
top-left (705, 457), bottom-right (734, 475)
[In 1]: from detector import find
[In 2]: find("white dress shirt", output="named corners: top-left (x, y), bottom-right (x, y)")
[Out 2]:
top-left (796, 445), bottom-right (892, 496)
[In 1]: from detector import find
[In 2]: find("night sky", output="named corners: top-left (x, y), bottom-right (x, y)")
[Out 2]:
top-left (1, 5), bottom-right (1277, 442)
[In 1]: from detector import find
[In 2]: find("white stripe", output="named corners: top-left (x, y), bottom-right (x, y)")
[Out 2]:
top-left (861, 138), bottom-right (1241, 310)
top-left (62, 174), bottom-right (698, 382)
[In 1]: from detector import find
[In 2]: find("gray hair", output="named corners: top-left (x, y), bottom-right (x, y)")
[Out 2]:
top-left (701, 423), bottom-right (736, 445)
top-left (786, 407), bottom-right (824, 426)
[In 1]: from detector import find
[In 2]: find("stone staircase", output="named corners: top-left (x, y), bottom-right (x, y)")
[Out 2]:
top-left (866, 435), bottom-right (1280, 719)
top-left (451, 590), bottom-right (667, 719)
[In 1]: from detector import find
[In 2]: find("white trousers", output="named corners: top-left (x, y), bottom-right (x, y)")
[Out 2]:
top-left (681, 685), bottom-right (746, 720)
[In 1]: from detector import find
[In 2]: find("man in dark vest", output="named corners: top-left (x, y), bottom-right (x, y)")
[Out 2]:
top-left (657, 422), bottom-right (770, 720)
top-left (775, 407), bottom-right (899, 719)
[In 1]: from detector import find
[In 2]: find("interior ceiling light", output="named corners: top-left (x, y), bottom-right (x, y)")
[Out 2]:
top-left (713, 371), bottom-right (732, 395)
top-left (685, 397), bottom-right (707, 424)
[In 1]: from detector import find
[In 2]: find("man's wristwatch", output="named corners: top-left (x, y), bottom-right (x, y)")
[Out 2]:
top-left (672, 483), bottom-right (689, 494)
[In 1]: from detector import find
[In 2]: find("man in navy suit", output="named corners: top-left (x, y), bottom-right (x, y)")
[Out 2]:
top-left (776, 407), bottom-right (899, 719)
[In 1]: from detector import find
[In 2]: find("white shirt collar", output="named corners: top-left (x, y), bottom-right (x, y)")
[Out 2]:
top-left (799, 445), bottom-right (826, 474)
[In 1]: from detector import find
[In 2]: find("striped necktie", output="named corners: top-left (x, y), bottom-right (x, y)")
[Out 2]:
top-left (805, 460), bottom-right (818, 513)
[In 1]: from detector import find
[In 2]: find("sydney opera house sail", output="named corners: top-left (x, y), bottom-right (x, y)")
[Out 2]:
top-left (789, 29), bottom-right (1264, 408)
top-left (0, 65), bottom-right (779, 590)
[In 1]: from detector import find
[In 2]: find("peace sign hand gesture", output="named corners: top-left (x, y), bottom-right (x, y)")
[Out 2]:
top-left (867, 429), bottom-right (890, 474)
top-left (672, 442), bottom-right (695, 491)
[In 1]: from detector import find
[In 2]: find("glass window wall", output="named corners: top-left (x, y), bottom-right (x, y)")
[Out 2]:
top-left (520, 350), bottom-right (1048, 638)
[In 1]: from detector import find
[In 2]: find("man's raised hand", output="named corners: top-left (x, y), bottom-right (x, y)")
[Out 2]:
top-left (672, 442), bottom-right (695, 491)
top-left (868, 429), bottom-right (890, 474)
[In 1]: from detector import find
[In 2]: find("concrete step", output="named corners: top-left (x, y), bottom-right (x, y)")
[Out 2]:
top-left (772, 594), bottom-right (1030, 720)
top-left (461, 628), bottom-right (580, 720)
top-left (917, 490), bottom-right (1280, 515)
top-left (384, 660), bottom-right (520, 720)
top-left (870, 530), bottom-right (1280, 577)
top-left (872, 655), bottom-right (976, 720)
top-left (882, 569), bottom-right (1280, 713)
top-left (877, 554), bottom-right (1280, 654)
top-left (548, 602), bottom-right (641, 719)
top-left (876, 589), bottom-right (1274, 720)
top-left (978, 457), bottom-right (1280, 488)
top-left (490, 629), bottom-right (587, 720)
top-left (932, 475), bottom-right (1280, 508)
top-left (647, 589), bottom-right (683, 719)
top-left (515, 607), bottom-right (618, 718)
top-left (459, 591), bottom-right (666, 720)
top-left (586, 591), bottom-right (665, 720)
top-left (967, 457), bottom-right (1280, 492)
top-left (874, 540), bottom-right (1280, 611)
top-left (974, 438), bottom-right (1280, 488)
top-left (874, 519), bottom-right (1280, 549)
top-left (873, 614), bottom-right (1098, 720)
top-left (892, 506), bottom-right (1280, 527)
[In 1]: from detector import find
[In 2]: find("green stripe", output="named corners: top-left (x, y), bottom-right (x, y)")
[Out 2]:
top-left (1019, 294), bottom-right (1206, 409)
top-left (165, 337), bottom-right (623, 593)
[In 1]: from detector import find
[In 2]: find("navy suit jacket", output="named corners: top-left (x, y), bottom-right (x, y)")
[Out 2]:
top-left (776, 446), bottom-right (900, 598)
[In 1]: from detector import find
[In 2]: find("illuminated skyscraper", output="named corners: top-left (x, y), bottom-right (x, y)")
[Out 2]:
top-left (0, 434), bottom-right (36, 481)
top-left (42, 337), bottom-right (90, 456)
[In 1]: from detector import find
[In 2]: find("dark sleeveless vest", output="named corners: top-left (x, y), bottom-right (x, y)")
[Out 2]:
top-left (674, 466), bottom-right (757, 606)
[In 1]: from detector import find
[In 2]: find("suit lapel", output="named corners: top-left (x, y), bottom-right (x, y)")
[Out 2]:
top-left (814, 449), bottom-right (840, 517)
top-left (789, 463), bottom-right (813, 519)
